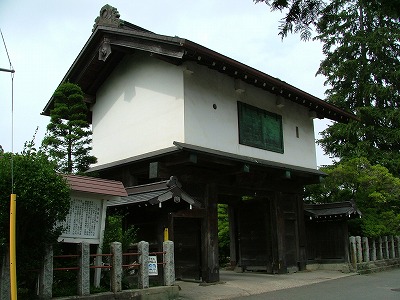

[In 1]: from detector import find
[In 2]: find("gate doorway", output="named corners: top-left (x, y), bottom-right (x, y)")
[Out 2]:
top-left (237, 199), bottom-right (270, 271)
top-left (173, 217), bottom-right (202, 281)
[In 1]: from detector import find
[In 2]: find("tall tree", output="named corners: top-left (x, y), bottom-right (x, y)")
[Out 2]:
top-left (42, 82), bottom-right (97, 174)
top-left (255, 0), bottom-right (400, 174)
top-left (0, 139), bottom-right (71, 295)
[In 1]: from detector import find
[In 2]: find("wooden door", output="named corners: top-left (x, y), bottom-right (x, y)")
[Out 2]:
top-left (173, 217), bottom-right (202, 280)
top-left (237, 200), bottom-right (269, 270)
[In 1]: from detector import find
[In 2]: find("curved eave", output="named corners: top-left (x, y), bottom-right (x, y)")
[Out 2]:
top-left (42, 25), bottom-right (356, 124)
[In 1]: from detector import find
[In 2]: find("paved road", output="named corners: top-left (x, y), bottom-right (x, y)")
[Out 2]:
top-left (177, 269), bottom-right (356, 299)
top-left (234, 268), bottom-right (400, 300)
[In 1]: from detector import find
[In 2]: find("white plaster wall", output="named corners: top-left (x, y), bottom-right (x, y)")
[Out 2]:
top-left (183, 62), bottom-right (317, 169)
top-left (92, 53), bottom-right (184, 165)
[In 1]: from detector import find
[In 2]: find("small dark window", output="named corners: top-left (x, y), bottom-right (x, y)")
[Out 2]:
top-left (237, 101), bottom-right (284, 153)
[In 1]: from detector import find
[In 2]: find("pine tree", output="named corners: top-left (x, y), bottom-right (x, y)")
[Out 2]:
top-left (42, 82), bottom-right (97, 174)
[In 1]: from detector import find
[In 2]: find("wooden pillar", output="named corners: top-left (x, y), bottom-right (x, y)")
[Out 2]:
top-left (202, 184), bottom-right (219, 282)
top-left (228, 205), bottom-right (237, 268)
top-left (269, 193), bottom-right (286, 273)
top-left (296, 196), bottom-right (307, 271)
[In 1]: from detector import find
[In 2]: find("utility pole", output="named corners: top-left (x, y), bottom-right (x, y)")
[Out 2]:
top-left (1, 28), bottom-right (17, 300)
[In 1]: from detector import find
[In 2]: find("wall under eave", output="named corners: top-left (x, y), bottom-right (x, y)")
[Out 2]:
top-left (183, 62), bottom-right (318, 170)
top-left (92, 52), bottom-right (185, 166)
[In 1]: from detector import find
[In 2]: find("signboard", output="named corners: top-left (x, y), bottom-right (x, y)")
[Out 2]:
top-left (58, 196), bottom-right (106, 244)
top-left (148, 256), bottom-right (158, 276)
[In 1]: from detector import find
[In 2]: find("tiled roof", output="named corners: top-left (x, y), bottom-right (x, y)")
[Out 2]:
top-left (107, 176), bottom-right (201, 208)
top-left (63, 174), bottom-right (127, 197)
top-left (304, 201), bottom-right (361, 221)
top-left (42, 5), bottom-right (357, 124)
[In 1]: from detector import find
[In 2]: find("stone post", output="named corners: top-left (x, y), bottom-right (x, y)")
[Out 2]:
top-left (383, 236), bottom-right (389, 259)
top-left (0, 251), bottom-right (10, 300)
top-left (138, 241), bottom-right (149, 289)
top-left (370, 239), bottom-right (377, 261)
top-left (396, 236), bottom-right (400, 258)
top-left (377, 237), bottom-right (383, 260)
top-left (78, 242), bottom-right (90, 296)
top-left (38, 245), bottom-right (53, 299)
top-left (355, 236), bottom-right (363, 263)
top-left (163, 241), bottom-right (175, 286)
top-left (349, 236), bottom-right (357, 269)
top-left (361, 237), bottom-right (370, 263)
top-left (389, 236), bottom-right (395, 259)
top-left (111, 242), bottom-right (122, 293)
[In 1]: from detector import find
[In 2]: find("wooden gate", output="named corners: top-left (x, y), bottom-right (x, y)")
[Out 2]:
top-left (173, 217), bottom-right (202, 280)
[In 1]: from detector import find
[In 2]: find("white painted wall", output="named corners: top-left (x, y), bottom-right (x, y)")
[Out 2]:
top-left (92, 52), bottom-right (184, 165)
top-left (183, 62), bottom-right (317, 169)
top-left (91, 54), bottom-right (317, 169)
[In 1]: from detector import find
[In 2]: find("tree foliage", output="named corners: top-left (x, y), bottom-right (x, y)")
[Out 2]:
top-left (305, 158), bottom-right (400, 237)
top-left (42, 82), bottom-right (97, 174)
top-left (316, 2), bottom-right (400, 173)
top-left (0, 139), bottom-right (71, 294)
top-left (218, 204), bottom-right (230, 265)
top-left (255, 0), bottom-right (400, 174)
top-left (254, 0), bottom-right (400, 40)
top-left (102, 214), bottom-right (138, 254)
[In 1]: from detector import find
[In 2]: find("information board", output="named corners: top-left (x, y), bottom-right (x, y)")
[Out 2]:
top-left (58, 196), bottom-right (105, 244)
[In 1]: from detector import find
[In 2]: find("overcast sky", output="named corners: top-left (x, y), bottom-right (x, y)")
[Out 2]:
top-left (0, 0), bottom-right (335, 166)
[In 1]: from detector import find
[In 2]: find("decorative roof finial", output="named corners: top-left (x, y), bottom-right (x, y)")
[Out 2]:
top-left (93, 4), bottom-right (123, 31)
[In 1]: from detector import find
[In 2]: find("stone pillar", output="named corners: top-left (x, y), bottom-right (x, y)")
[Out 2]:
top-left (370, 239), bottom-right (377, 261)
top-left (362, 237), bottom-right (369, 263)
top-left (163, 241), bottom-right (175, 286)
top-left (389, 236), bottom-right (395, 259)
top-left (383, 236), bottom-right (389, 259)
top-left (349, 236), bottom-right (357, 269)
top-left (377, 237), bottom-right (383, 260)
top-left (355, 236), bottom-right (363, 263)
top-left (0, 252), bottom-right (10, 300)
top-left (77, 242), bottom-right (90, 296)
top-left (138, 241), bottom-right (149, 289)
top-left (396, 236), bottom-right (400, 258)
top-left (38, 245), bottom-right (53, 299)
top-left (111, 242), bottom-right (122, 293)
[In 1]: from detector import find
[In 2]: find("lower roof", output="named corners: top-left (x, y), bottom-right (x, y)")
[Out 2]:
top-left (304, 201), bottom-right (361, 221)
top-left (89, 141), bottom-right (325, 178)
top-left (107, 176), bottom-right (201, 208)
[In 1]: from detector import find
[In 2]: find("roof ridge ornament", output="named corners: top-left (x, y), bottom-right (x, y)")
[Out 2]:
top-left (93, 4), bottom-right (123, 31)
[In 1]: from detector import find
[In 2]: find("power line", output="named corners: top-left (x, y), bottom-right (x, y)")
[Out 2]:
top-left (1, 28), bottom-right (15, 193)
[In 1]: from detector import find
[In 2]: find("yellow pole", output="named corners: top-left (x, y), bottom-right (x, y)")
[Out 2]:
top-left (10, 193), bottom-right (17, 300)
top-left (164, 228), bottom-right (169, 241)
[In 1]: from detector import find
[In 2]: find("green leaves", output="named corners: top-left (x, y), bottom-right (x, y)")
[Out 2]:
top-left (42, 82), bottom-right (97, 174)
top-left (0, 148), bottom-right (71, 289)
top-left (305, 158), bottom-right (400, 237)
